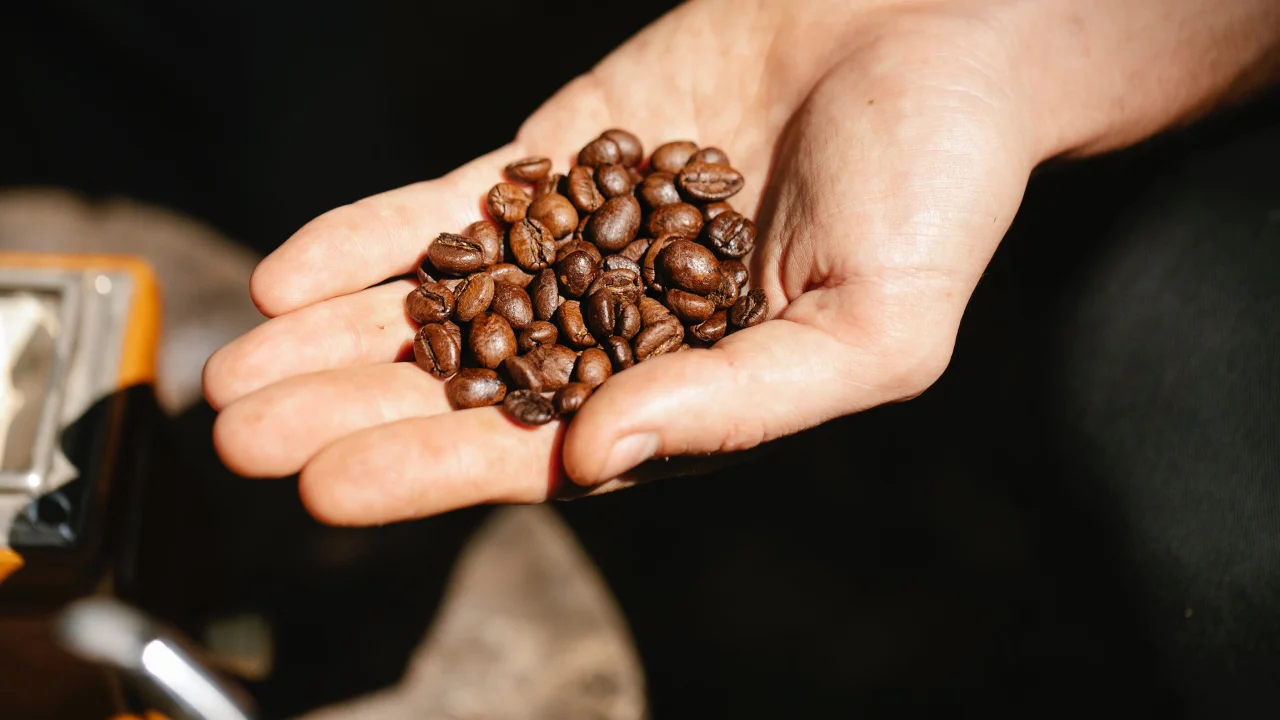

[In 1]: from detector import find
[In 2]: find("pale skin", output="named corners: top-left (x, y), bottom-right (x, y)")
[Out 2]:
top-left (204, 0), bottom-right (1280, 525)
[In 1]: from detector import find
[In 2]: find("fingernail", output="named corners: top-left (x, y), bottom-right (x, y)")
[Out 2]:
top-left (597, 433), bottom-right (660, 483)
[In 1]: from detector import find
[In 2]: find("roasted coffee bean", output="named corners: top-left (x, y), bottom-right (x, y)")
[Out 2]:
top-left (638, 296), bottom-right (672, 327)
top-left (603, 336), bottom-right (635, 370)
top-left (469, 312), bottom-right (517, 369)
top-left (556, 250), bottom-right (600, 298)
top-left (527, 193), bottom-right (579, 239)
top-left (428, 233), bottom-right (484, 276)
top-left (703, 211), bottom-right (756, 258)
top-left (690, 147), bottom-right (730, 165)
top-left (642, 235), bottom-right (674, 291)
top-left (665, 288), bottom-right (716, 323)
top-left (677, 162), bottom-right (745, 201)
top-left (617, 302), bottom-right (641, 339)
top-left (486, 182), bottom-right (530, 224)
top-left (566, 166), bottom-right (605, 214)
top-left (618, 237), bottom-right (652, 263)
top-left (690, 311), bottom-right (728, 344)
top-left (640, 172), bottom-right (681, 209)
top-left (574, 347), bottom-right (613, 388)
top-left (633, 316), bottom-right (684, 361)
top-left (503, 389), bottom-right (557, 427)
top-left (586, 195), bottom-right (641, 252)
top-left (707, 271), bottom-right (740, 309)
top-left (502, 354), bottom-right (544, 392)
top-left (595, 164), bottom-right (634, 198)
top-left (602, 254), bottom-right (641, 277)
top-left (578, 136), bottom-right (621, 168)
top-left (657, 239), bottom-right (722, 294)
top-left (530, 269), bottom-right (561, 320)
top-left (721, 259), bottom-right (749, 290)
top-left (556, 237), bottom-right (603, 264)
top-left (534, 172), bottom-right (565, 200)
top-left (464, 220), bottom-right (504, 267)
top-left (517, 320), bottom-right (558, 353)
top-left (587, 268), bottom-right (644, 304)
top-left (584, 288), bottom-right (618, 341)
top-left (452, 272), bottom-right (496, 322)
top-left (508, 218), bottom-right (557, 272)
top-left (702, 201), bottom-right (734, 221)
top-left (729, 288), bottom-right (768, 328)
top-left (413, 322), bottom-right (462, 379)
top-left (487, 263), bottom-right (534, 287)
top-left (555, 300), bottom-right (596, 349)
top-left (553, 383), bottom-right (593, 415)
top-left (440, 277), bottom-right (466, 293)
top-left (504, 156), bottom-right (552, 183)
top-left (446, 368), bottom-right (506, 410)
top-left (406, 282), bottom-right (455, 324)
top-left (525, 343), bottom-right (577, 390)
top-left (648, 202), bottom-right (704, 239)
top-left (651, 140), bottom-right (699, 174)
top-left (600, 129), bottom-right (643, 166)
top-left (491, 282), bottom-right (533, 330)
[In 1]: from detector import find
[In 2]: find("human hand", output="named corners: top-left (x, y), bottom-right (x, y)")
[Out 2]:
top-left (203, 0), bottom-right (1280, 525)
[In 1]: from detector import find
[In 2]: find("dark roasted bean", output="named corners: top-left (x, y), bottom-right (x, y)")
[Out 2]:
top-left (642, 234), bottom-right (674, 291)
top-left (503, 354), bottom-right (545, 392)
top-left (486, 182), bottom-right (530, 224)
top-left (503, 389), bottom-right (557, 426)
top-left (651, 140), bottom-right (699, 174)
top-left (578, 136), bottom-right (621, 167)
top-left (517, 320), bottom-right (558, 353)
top-left (702, 201), bottom-right (734, 221)
top-left (574, 347), bottom-right (613, 388)
top-left (585, 195), bottom-right (641, 252)
top-left (640, 172), bottom-right (681, 209)
top-left (595, 164), bottom-right (634, 198)
top-left (600, 129), bottom-right (643, 166)
top-left (677, 162), bottom-right (745, 201)
top-left (555, 237), bottom-right (603, 264)
top-left (446, 368), bottom-right (506, 409)
top-left (721, 259), bottom-right (749, 290)
top-left (452, 272), bottom-right (495, 322)
top-left (566, 165), bottom-right (605, 214)
top-left (406, 282), bottom-right (455, 324)
top-left (524, 344), bottom-right (577, 390)
top-left (657, 239), bottom-right (722, 294)
top-left (703, 211), bottom-right (757, 258)
top-left (602, 254), bottom-right (641, 277)
top-left (707, 271), bottom-right (740, 309)
top-left (504, 157), bottom-right (552, 183)
top-left (555, 300), bottom-right (596, 349)
top-left (603, 336), bottom-right (635, 371)
top-left (527, 193), bottom-right (579, 239)
top-left (633, 316), bottom-right (684, 361)
top-left (508, 218), bottom-right (557, 272)
top-left (618, 237), bottom-right (652, 262)
top-left (638, 296), bottom-right (672, 327)
top-left (584, 288), bottom-right (617, 341)
top-left (469, 312), bottom-right (517, 369)
top-left (647, 202), bottom-right (704, 239)
top-left (587, 268), bottom-right (644, 304)
top-left (428, 233), bottom-right (484, 276)
top-left (556, 250), bottom-right (600, 298)
top-left (617, 302), bottom-right (641, 339)
top-left (413, 322), bottom-right (462, 379)
top-left (690, 311), bottom-right (728, 344)
top-left (491, 282), bottom-right (533, 330)
top-left (530, 269), bottom-right (561, 320)
top-left (553, 382), bottom-right (593, 415)
top-left (690, 147), bottom-right (730, 165)
top-left (665, 288), bottom-right (717, 323)
top-left (487, 263), bottom-right (534, 287)
top-left (465, 220), bottom-right (504, 267)
top-left (729, 288), bottom-right (768, 328)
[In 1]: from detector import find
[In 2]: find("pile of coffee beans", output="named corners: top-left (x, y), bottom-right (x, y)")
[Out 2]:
top-left (407, 129), bottom-right (768, 426)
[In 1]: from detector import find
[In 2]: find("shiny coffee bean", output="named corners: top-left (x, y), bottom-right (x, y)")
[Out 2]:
top-left (603, 336), bottom-right (635, 370)
top-left (503, 389), bottom-right (557, 427)
top-left (465, 220), bottom-right (504, 267)
top-left (638, 296), bottom-right (672, 327)
top-left (534, 172), bottom-right (565, 200)
top-left (508, 218), bottom-right (557, 272)
top-left (647, 202), bottom-right (704, 239)
top-left (618, 237), bottom-right (652, 263)
top-left (721, 259), bottom-right (749, 290)
top-left (640, 172), bottom-right (681, 209)
top-left (428, 233), bottom-right (484, 276)
top-left (487, 263), bottom-right (534, 288)
top-left (504, 156), bottom-right (552, 183)
top-left (665, 288), bottom-right (716, 323)
top-left (566, 166), bottom-right (605, 214)
top-left (413, 322), bottom-right (462, 379)
top-left (491, 282), bottom-right (533, 330)
top-left (729, 288), bottom-right (768, 328)
top-left (657, 239), bottom-right (722, 294)
top-left (587, 268), bottom-right (644, 304)
top-left (702, 201), bottom-right (734, 221)
top-left (486, 182), bottom-right (530, 224)
top-left (553, 382), bottom-right (593, 415)
top-left (406, 282), bottom-right (455, 324)
top-left (555, 300), bottom-right (596, 349)
top-left (690, 147), bottom-right (730, 165)
top-left (707, 271), bottom-right (740, 309)
top-left (556, 250), bottom-right (600, 298)
top-left (524, 343), bottom-right (577, 390)
top-left (530, 269), bottom-right (561, 320)
top-left (517, 320), bottom-right (558, 353)
top-left (584, 288), bottom-right (618, 341)
top-left (446, 368), bottom-right (506, 410)
top-left (617, 302), bottom-right (641, 340)
top-left (642, 235), bottom-right (674, 291)
top-left (503, 354), bottom-right (544, 392)
top-left (633, 316), bottom-right (684, 361)
top-left (527, 193), bottom-right (578, 239)
top-left (600, 129), bottom-right (643, 166)
top-left (690, 310), bottom-right (728, 344)
top-left (596, 164), bottom-right (634, 198)
top-left (586, 195), bottom-right (641, 252)
top-left (556, 237), bottom-right (603, 264)
top-left (574, 347), bottom-right (613, 388)
top-left (577, 136), bottom-right (621, 168)
top-left (469, 312), bottom-right (517, 369)
top-left (602, 254), bottom-right (641, 277)
top-left (651, 140), bottom-right (699, 174)
top-left (703, 211), bottom-right (757, 258)
top-left (452, 272), bottom-right (496, 322)
top-left (677, 162), bottom-right (745, 201)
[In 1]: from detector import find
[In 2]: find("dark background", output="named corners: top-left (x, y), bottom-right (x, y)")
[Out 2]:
top-left (4, 2), bottom-right (1279, 718)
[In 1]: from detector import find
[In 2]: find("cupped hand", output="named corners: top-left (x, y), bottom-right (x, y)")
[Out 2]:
top-left (204, 0), bottom-right (1042, 525)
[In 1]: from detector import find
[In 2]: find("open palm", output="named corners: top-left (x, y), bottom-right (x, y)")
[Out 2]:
top-left (204, 0), bottom-right (1037, 524)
